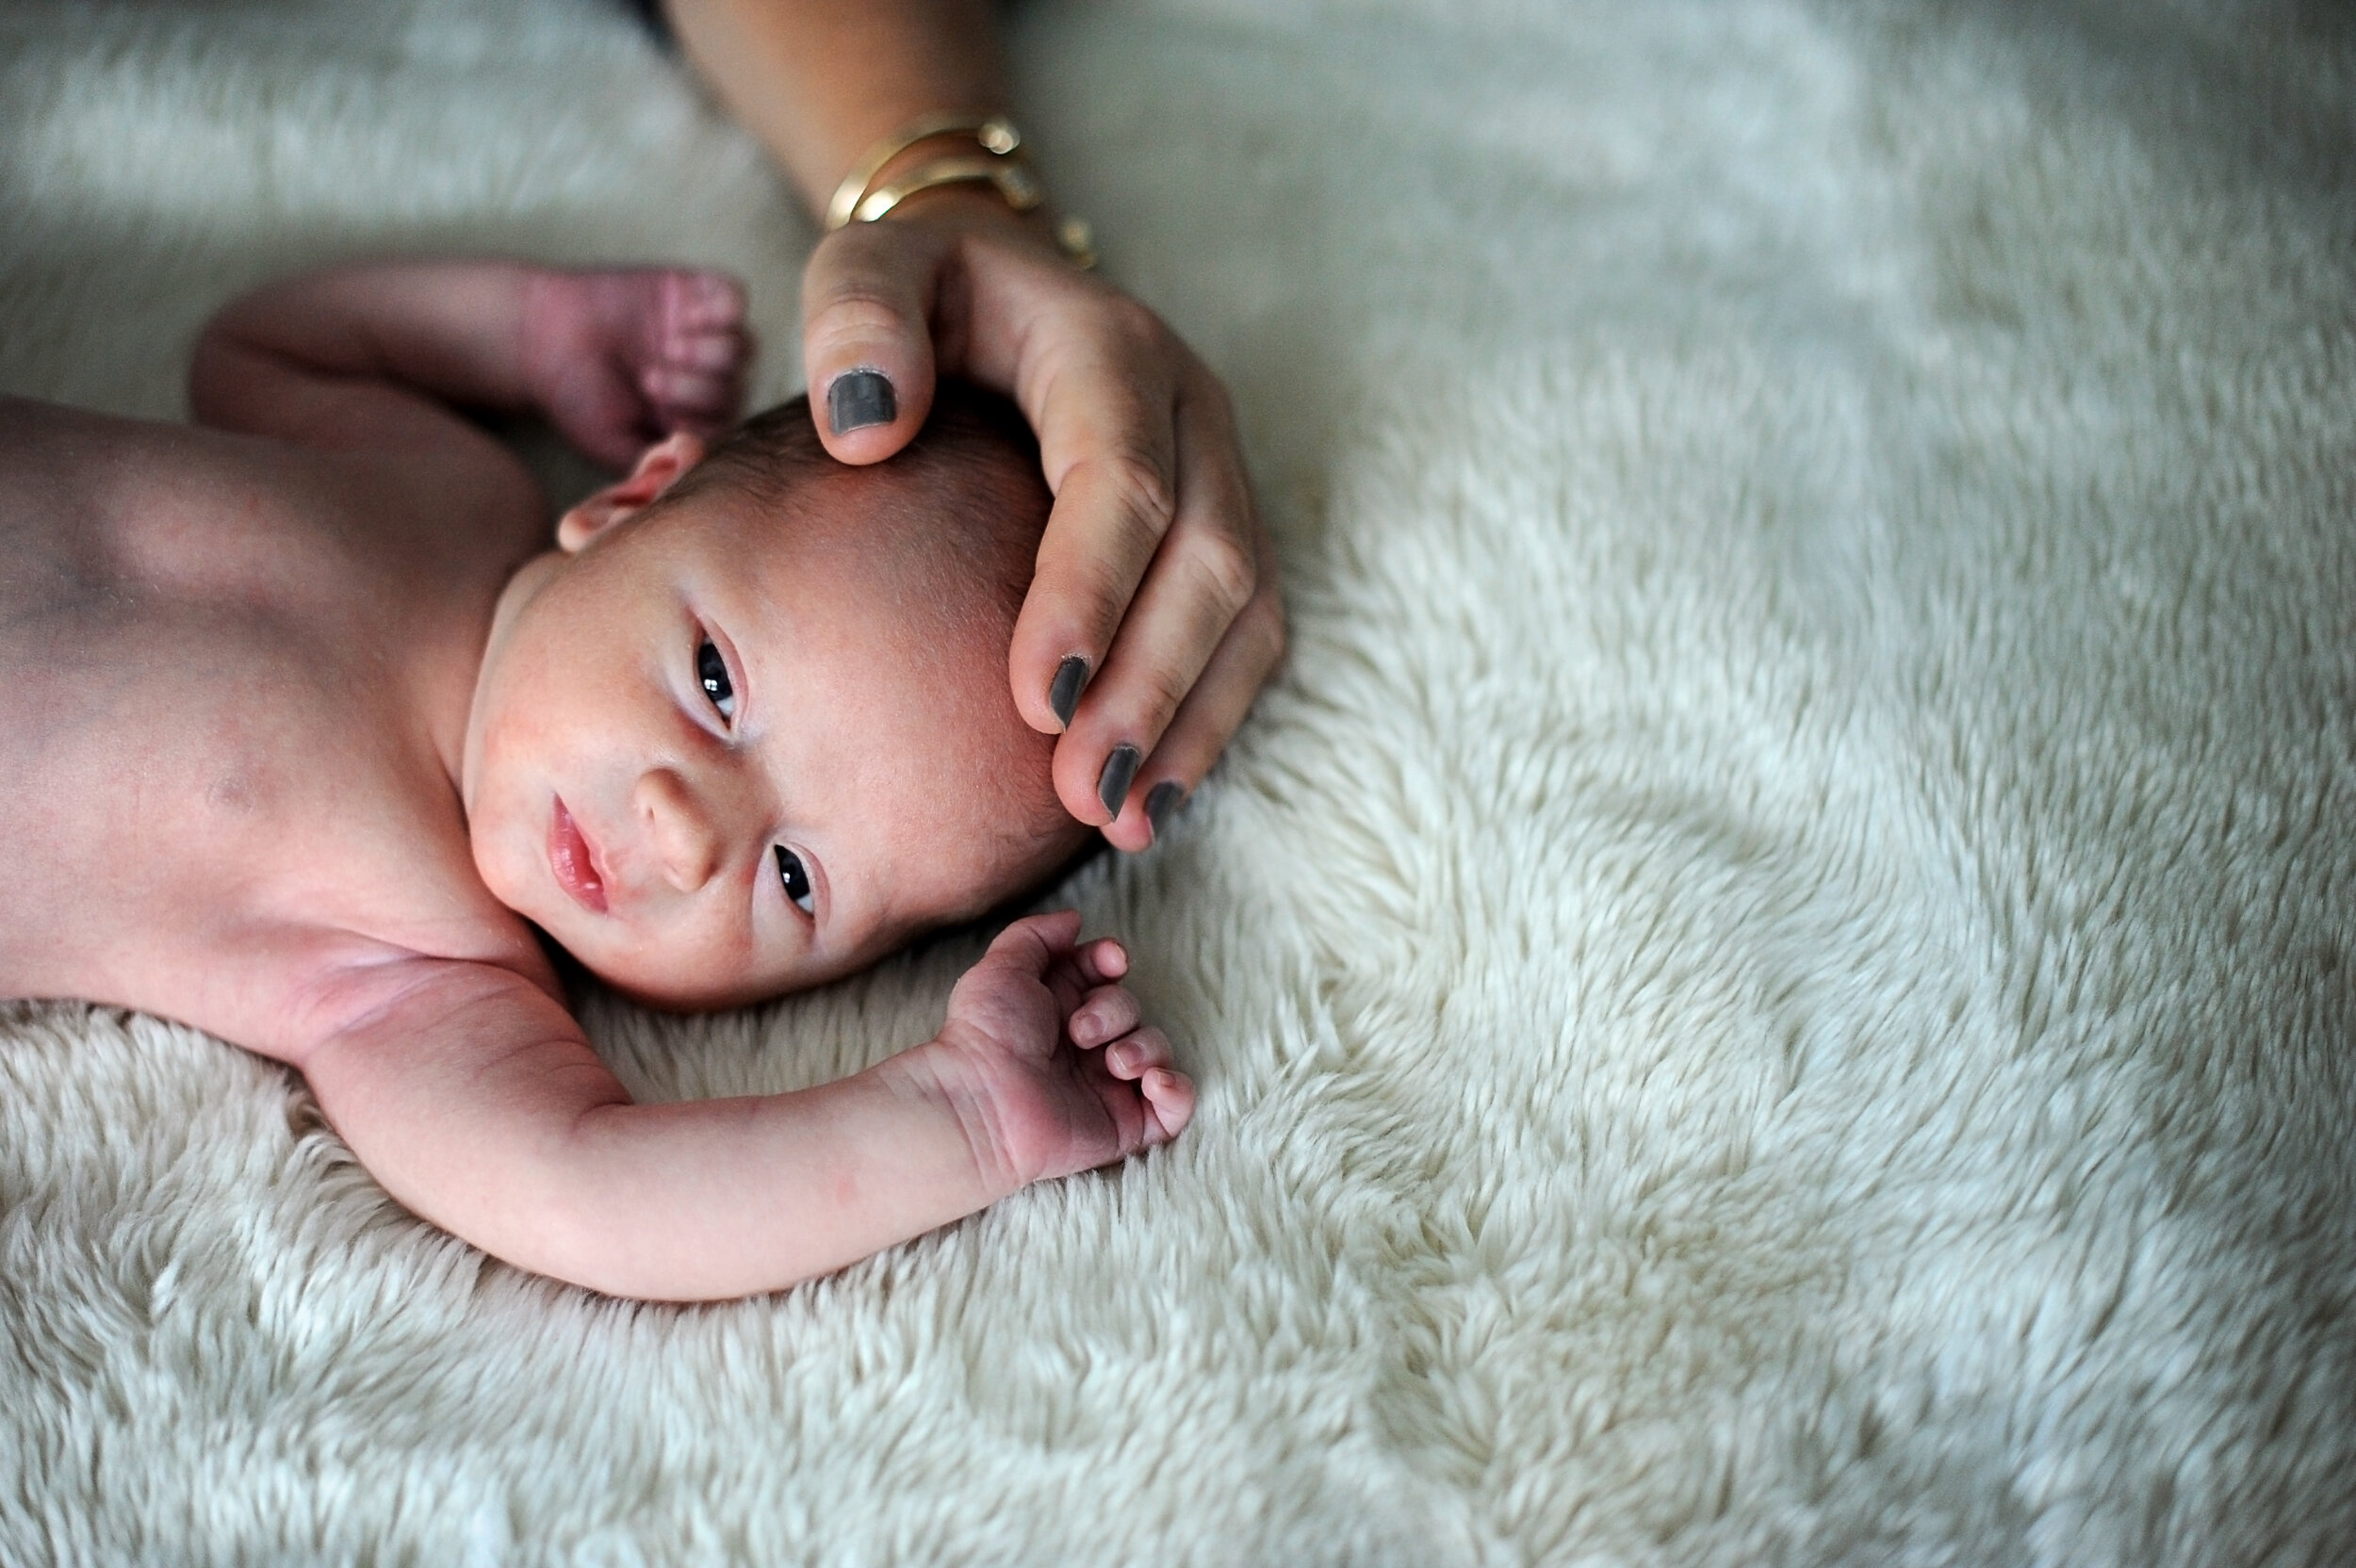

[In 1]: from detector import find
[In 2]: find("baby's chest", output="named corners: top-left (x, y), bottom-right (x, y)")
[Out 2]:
top-left (0, 627), bottom-right (499, 1020)
top-left (0, 594), bottom-right (335, 835)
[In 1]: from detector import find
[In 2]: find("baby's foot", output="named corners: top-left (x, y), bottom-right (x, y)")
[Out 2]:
top-left (521, 268), bottom-right (750, 469)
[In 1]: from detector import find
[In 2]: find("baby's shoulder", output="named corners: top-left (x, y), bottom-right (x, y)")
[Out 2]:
top-left (284, 940), bottom-right (569, 1053)
top-left (233, 921), bottom-right (569, 1071)
top-left (0, 393), bottom-right (532, 620)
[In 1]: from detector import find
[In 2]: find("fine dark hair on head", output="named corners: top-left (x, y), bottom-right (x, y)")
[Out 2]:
top-left (666, 379), bottom-right (1049, 625)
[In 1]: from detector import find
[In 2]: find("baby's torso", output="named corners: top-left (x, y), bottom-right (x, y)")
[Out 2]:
top-left (0, 396), bottom-right (552, 1057)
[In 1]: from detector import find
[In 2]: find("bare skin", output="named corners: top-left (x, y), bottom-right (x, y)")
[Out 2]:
top-left (0, 259), bottom-right (1192, 1301)
top-left (661, 0), bottom-right (1288, 849)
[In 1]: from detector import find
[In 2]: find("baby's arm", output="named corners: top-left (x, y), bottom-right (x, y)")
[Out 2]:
top-left (297, 913), bottom-right (1191, 1301)
top-left (189, 260), bottom-right (746, 468)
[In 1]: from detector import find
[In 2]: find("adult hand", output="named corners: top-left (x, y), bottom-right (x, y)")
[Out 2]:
top-left (799, 191), bottom-right (1284, 851)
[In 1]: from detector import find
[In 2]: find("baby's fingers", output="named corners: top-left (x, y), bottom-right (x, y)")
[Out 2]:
top-left (1043, 936), bottom-right (1130, 1013)
top-left (1067, 937), bottom-right (1128, 988)
top-left (1101, 1025), bottom-right (1173, 1082)
top-left (970, 911), bottom-right (1084, 992)
top-left (1139, 1066), bottom-right (1195, 1147)
top-left (1068, 985), bottom-right (1142, 1050)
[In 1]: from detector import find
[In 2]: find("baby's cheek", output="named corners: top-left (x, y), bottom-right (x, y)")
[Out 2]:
top-left (483, 784), bottom-right (555, 914)
top-left (466, 796), bottom-right (528, 912)
top-left (611, 906), bottom-right (789, 1010)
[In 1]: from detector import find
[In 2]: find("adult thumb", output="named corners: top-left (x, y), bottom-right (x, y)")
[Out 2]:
top-left (799, 220), bottom-right (944, 464)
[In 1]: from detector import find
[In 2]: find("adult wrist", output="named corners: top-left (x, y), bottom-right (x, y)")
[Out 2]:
top-left (886, 179), bottom-right (1060, 247)
top-left (827, 112), bottom-right (1094, 269)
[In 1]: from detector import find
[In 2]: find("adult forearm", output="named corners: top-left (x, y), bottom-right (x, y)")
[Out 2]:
top-left (661, 0), bottom-right (1009, 213)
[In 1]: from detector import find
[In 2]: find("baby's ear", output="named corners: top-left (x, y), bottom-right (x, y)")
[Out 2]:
top-left (556, 432), bottom-right (707, 553)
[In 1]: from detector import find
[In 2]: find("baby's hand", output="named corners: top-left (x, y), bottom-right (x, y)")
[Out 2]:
top-left (520, 268), bottom-right (750, 468)
top-left (922, 911), bottom-right (1194, 1196)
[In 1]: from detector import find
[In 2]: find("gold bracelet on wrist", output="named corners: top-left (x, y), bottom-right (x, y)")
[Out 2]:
top-left (825, 112), bottom-right (1096, 269)
top-left (825, 113), bottom-right (1020, 231)
top-left (847, 154), bottom-right (1043, 224)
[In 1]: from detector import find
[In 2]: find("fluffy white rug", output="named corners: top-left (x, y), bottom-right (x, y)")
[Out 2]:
top-left (3, 0), bottom-right (2353, 1561)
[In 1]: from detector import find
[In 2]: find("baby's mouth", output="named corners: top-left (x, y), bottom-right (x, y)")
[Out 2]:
top-left (548, 797), bottom-right (609, 914)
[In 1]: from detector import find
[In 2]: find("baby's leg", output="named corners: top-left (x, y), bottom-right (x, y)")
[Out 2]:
top-left (193, 260), bottom-right (748, 470)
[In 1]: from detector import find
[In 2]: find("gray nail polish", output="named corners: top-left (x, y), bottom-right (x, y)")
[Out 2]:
top-left (1049, 656), bottom-right (1090, 727)
top-left (1097, 744), bottom-right (1142, 817)
top-left (1145, 781), bottom-right (1184, 838)
top-left (826, 369), bottom-right (895, 433)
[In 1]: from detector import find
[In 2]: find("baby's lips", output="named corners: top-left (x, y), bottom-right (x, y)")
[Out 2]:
top-left (548, 796), bottom-right (610, 914)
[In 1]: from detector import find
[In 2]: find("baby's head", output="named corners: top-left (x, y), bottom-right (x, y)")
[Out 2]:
top-left (462, 381), bottom-right (1089, 1008)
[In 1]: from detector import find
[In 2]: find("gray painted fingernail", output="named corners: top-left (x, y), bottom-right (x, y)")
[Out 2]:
top-left (1145, 781), bottom-right (1184, 839)
top-left (1049, 656), bottom-right (1089, 727)
top-left (1097, 744), bottom-right (1142, 817)
top-left (826, 369), bottom-right (895, 433)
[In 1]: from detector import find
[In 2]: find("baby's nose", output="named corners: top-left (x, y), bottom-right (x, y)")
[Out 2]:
top-left (633, 767), bottom-right (725, 892)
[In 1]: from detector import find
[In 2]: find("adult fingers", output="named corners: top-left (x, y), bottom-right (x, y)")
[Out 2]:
top-left (1051, 381), bottom-right (1274, 841)
top-left (1001, 296), bottom-right (1186, 742)
top-left (798, 220), bottom-right (951, 465)
top-left (1096, 536), bottom-right (1285, 850)
top-left (905, 221), bottom-right (1281, 838)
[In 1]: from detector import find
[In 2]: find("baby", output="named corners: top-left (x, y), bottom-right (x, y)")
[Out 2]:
top-left (0, 259), bottom-right (1192, 1301)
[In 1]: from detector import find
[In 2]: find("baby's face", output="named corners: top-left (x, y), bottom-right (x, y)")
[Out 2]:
top-left (463, 462), bottom-right (1072, 1008)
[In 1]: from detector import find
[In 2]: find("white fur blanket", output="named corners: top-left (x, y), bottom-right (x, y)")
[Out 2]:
top-left (3, 1), bottom-right (2352, 1561)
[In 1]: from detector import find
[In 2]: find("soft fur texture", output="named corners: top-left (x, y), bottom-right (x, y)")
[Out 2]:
top-left (3, 1), bottom-right (2353, 1562)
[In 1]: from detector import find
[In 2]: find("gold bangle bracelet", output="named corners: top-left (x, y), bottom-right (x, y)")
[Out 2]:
top-left (824, 113), bottom-right (1021, 231)
top-left (847, 155), bottom-right (1045, 224)
top-left (825, 112), bottom-right (1097, 270)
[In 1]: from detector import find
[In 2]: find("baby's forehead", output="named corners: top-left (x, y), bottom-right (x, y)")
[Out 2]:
top-left (654, 481), bottom-right (1012, 720)
top-left (663, 381), bottom-right (1049, 592)
top-left (685, 465), bottom-right (1024, 629)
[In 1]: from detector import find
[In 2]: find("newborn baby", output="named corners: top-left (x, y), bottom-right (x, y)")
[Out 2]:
top-left (0, 259), bottom-right (1191, 1301)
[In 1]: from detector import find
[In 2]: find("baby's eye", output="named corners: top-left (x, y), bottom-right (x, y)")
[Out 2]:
top-left (776, 846), bottom-right (816, 915)
top-left (696, 637), bottom-right (735, 721)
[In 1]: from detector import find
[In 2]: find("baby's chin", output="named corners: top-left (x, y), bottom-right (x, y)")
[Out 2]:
top-left (599, 970), bottom-right (783, 1014)
top-left (569, 947), bottom-right (810, 1014)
